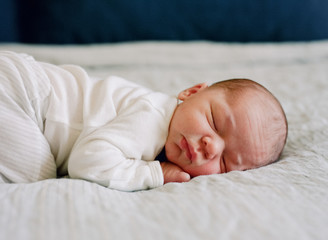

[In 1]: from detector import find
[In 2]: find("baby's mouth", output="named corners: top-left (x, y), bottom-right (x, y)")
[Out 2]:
top-left (180, 137), bottom-right (195, 161)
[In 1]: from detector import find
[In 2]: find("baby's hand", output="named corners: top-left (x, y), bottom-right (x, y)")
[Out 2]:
top-left (160, 162), bottom-right (190, 184)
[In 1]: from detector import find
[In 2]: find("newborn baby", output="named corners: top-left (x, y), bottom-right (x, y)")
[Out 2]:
top-left (0, 51), bottom-right (287, 191)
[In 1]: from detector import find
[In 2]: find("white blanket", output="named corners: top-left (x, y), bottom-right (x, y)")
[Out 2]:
top-left (0, 41), bottom-right (327, 240)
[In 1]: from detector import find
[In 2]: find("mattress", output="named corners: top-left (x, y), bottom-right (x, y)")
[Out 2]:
top-left (0, 41), bottom-right (327, 240)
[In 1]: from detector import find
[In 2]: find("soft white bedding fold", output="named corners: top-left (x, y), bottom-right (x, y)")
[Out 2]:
top-left (0, 41), bottom-right (327, 240)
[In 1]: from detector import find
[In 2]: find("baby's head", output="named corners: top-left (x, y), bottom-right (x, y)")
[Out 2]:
top-left (165, 78), bottom-right (287, 177)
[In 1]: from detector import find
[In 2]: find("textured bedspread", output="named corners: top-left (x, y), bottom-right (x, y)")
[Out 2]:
top-left (0, 41), bottom-right (328, 240)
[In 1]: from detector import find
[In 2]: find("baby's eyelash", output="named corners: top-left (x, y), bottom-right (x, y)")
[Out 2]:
top-left (212, 118), bottom-right (217, 130)
top-left (210, 107), bottom-right (217, 131)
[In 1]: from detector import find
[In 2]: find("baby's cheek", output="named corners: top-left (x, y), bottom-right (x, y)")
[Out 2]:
top-left (165, 142), bottom-right (180, 163)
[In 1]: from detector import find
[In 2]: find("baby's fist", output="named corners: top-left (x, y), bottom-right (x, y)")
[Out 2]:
top-left (160, 162), bottom-right (191, 184)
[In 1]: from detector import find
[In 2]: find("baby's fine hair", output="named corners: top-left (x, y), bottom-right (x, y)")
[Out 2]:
top-left (210, 78), bottom-right (288, 165)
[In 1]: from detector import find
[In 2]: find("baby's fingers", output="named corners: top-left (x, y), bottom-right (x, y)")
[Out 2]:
top-left (176, 172), bottom-right (191, 182)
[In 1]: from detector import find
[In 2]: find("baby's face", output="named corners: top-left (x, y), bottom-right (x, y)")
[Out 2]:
top-left (165, 83), bottom-right (268, 177)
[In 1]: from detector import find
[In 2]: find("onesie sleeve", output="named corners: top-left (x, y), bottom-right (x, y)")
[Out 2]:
top-left (67, 90), bottom-right (176, 191)
top-left (68, 135), bottom-right (164, 191)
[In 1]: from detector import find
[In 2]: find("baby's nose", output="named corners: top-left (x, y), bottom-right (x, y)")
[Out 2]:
top-left (201, 136), bottom-right (224, 160)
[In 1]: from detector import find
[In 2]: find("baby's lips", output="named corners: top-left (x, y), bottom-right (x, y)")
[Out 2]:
top-left (180, 137), bottom-right (192, 160)
top-left (181, 137), bottom-right (198, 162)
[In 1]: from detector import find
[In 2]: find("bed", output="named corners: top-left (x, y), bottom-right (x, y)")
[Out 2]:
top-left (1, 1), bottom-right (328, 240)
top-left (1, 40), bottom-right (327, 240)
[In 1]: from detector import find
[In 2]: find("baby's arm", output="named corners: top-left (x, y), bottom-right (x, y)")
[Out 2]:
top-left (68, 124), bottom-right (190, 190)
top-left (68, 127), bottom-right (164, 191)
top-left (160, 162), bottom-right (190, 184)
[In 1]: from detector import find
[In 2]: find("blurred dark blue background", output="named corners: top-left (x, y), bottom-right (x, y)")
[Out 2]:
top-left (1, 0), bottom-right (328, 44)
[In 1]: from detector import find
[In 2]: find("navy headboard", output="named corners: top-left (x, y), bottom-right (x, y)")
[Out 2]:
top-left (1, 0), bottom-right (19, 42)
top-left (2, 0), bottom-right (328, 44)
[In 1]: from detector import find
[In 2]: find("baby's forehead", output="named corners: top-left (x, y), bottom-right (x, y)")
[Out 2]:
top-left (209, 84), bottom-right (276, 127)
top-left (226, 89), bottom-right (276, 116)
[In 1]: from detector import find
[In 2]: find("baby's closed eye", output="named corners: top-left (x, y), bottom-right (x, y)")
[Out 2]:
top-left (208, 106), bottom-right (218, 132)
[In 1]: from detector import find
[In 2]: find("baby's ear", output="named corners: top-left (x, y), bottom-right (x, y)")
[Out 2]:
top-left (178, 83), bottom-right (208, 101)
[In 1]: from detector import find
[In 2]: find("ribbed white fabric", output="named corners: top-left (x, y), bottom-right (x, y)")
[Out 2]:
top-left (0, 51), bottom-right (56, 182)
top-left (0, 51), bottom-right (177, 190)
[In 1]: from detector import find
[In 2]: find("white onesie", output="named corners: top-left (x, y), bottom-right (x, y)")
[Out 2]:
top-left (0, 51), bottom-right (177, 191)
